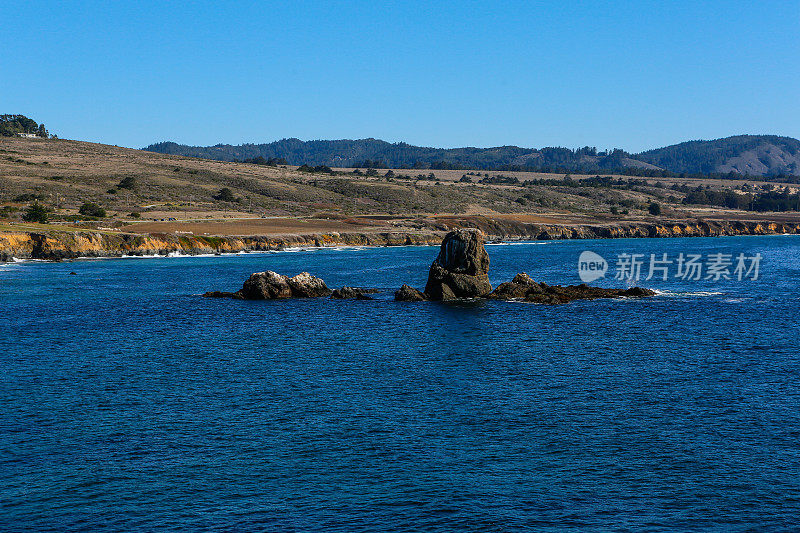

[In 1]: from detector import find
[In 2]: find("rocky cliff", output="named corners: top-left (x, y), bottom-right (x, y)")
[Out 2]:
top-left (1, 219), bottom-right (799, 261)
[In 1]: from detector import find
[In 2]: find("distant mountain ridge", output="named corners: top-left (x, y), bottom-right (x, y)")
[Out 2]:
top-left (635, 135), bottom-right (800, 177)
top-left (143, 134), bottom-right (800, 177)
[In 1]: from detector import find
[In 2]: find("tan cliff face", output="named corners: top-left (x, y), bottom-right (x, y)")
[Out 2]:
top-left (1, 221), bottom-right (799, 261)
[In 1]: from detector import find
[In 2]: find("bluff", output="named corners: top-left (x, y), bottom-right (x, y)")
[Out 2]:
top-left (2, 219), bottom-right (800, 262)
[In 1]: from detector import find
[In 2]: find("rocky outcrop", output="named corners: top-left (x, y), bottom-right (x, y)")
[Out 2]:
top-left (238, 271), bottom-right (294, 299)
top-left (394, 284), bottom-right (428, 302)
top-left (487, 272), bottom-right (539, 299)
top-left (330, 287), bottom-right (378, 299)
top-left (423, 229), bottom-right (492, 300)
top-left (397, 232), bottom-right (656, 305)
top-left (287, 272), bottom-right (331, 297)
top-left (488, 277), bottom-right (656, 304)
top-left (205, 271), bottom-right (331, 300)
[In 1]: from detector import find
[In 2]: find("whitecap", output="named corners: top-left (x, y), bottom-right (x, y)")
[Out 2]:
top-left (655, 289), bottom-right (724, 297)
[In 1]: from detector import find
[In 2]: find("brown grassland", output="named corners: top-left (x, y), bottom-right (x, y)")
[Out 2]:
top-left (1, 136), bottom-right (798, 238)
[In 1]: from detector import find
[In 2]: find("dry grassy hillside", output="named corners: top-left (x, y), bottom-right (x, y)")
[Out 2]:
top-left (1, 136), bottom-right (797, 237)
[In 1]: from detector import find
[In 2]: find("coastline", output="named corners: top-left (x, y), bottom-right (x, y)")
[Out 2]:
top-left (2, 218), bottom-right (799, 262)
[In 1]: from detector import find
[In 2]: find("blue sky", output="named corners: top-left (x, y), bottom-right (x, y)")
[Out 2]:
top-left (2, 1), bottom-right (798, 152)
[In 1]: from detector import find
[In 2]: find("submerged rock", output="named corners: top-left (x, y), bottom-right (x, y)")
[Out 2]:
top-left (423, 229), bottom-right (492, 300)
top-left (203, 290), bottom-right (239, 298)
top-left (331, 286), bottom-right (378, 299)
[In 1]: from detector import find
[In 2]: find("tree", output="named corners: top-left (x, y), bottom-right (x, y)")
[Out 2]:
top-left (23, 203), bottom-right (51, 223)
top-left (37, 124), bottom-right (48, 138)
top-left (214, 188), bottom-right (237, 202)
top-left (648, 202), bottom-right (662, 215)
top-left (117, 177), bottom-right (136, 189)
top-left (79, 202), bottom-right (106, 217)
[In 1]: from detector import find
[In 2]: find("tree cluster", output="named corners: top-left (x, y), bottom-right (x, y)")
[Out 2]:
top-left (0, 115), bottom-right (48, 138)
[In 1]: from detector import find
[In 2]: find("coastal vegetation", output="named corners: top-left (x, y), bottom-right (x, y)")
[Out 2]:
top-left (2, 135), bottom-right (800, 243)
top-left (0, 115), bottom-right (49, 138)
top-left (78, 202), bottom-right (106, 218)
top-left (22, 203), bottom-right (51, 223)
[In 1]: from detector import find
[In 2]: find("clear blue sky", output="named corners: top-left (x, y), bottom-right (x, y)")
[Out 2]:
top-left (3, 1), bottom-right (798, 152)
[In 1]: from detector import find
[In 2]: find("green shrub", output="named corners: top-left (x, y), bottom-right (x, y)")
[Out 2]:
top-left (13, 193), bottom-right (43, 202)
top-left (79, 202), bottom-right (106, 217)
top-left (213, 188), bottom-right (238, 202)
top-left (117, 177), bottom-right (136, 189)
top-left (23, 203), bottom-right (51, 223)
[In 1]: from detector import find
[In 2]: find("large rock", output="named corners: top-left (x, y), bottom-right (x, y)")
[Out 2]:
top-left (238, 270), bottom-right (293, 299)
top-left (223, 270), bottom-right (331, 300)
top-left (424, 229), bottom-right (492, 300)
top-left (286, 272), bottom-right (332, 297)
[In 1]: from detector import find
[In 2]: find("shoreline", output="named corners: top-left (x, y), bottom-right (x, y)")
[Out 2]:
top-left (2, 218), bottom-right (799, 262)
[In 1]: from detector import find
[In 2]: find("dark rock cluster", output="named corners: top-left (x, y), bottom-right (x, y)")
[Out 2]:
top-left (487, 274), bottom-right (654, 304)
top-left (395, 229), bottom-right (655, 304)
top-left (206, 229), bottom-right (655, 305)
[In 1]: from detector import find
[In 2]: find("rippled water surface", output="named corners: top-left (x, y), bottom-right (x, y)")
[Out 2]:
top-left (1, 236), bottom-right (799, 531)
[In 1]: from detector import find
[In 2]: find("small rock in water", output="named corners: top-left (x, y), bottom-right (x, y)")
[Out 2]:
top-left (331, 287), bottom-right (378, 299)
top-left (202, 291), bottom-right (238, 298)
top-left (394, 284), bottom-right (428, 302)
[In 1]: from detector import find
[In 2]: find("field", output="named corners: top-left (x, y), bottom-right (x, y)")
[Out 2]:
top-left (1, 136), bottom-right (798, 237)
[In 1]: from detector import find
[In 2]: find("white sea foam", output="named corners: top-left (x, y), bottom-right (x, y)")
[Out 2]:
top-left (655, 289), bottom-right (724, 297)
top-left (486, 241), bottom-right (559, 246)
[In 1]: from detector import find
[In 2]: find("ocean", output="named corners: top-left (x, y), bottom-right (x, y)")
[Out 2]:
top-left (1, 236), bottom-right (799, 531)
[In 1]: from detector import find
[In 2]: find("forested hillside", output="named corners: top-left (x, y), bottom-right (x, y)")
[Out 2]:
top-left (635, 135), bottom-right (800, 177)
top-left (144, 135), bottom-right (800, 177)
top-left (144, 140), bottom-right (657, 174)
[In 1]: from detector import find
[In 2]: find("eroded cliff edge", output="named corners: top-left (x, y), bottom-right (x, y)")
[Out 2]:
top-left (1, 219), bottom-right (799, 261)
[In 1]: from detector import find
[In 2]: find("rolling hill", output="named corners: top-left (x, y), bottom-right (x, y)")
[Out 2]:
top-left (635, 135), bottom-right (800, 177)
top-left (144, 135), bottom-right (800, 177)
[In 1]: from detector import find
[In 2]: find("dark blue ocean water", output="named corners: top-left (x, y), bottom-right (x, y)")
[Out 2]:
top-left (1, 236), bottom-right (799, 532)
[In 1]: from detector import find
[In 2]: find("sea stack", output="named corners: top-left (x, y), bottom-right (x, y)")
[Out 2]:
top-left (423, 228), bottom-right (493, 300)
top-left (395, 228), bottom-right (656, 303)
